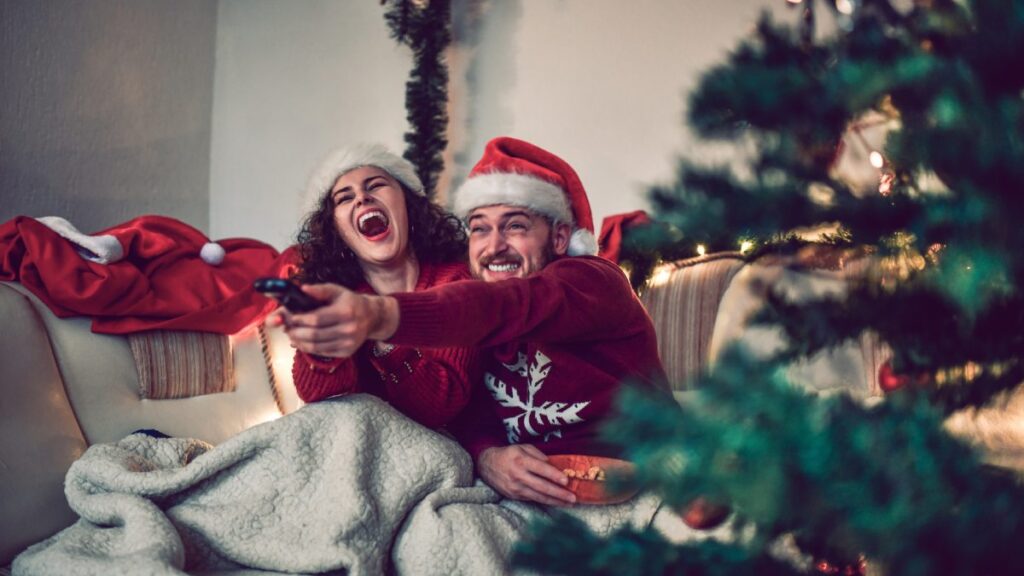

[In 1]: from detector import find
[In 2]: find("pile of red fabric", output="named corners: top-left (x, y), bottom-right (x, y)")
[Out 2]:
top-left (0, 215), bottom-right (298, 334)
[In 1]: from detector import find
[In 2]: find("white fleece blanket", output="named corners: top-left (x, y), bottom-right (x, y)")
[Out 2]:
top-left (12, 395), bottom-right (659, 576)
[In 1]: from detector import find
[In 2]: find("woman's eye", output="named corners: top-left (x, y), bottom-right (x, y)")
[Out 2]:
top-left (334, 195), bottom-right (353, 205)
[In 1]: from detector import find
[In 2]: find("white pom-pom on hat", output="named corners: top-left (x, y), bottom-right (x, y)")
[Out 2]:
top-left (200, 242), bottom-right (226, 266)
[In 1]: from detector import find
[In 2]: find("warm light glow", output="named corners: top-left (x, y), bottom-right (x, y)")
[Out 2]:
top-left (879, 172), bottom-right (894, 196)
top-left (253, 406), bottom-right (284, 425)
top-left (740, 240), bottom-right (754, 254)
top-left (835, 0), bottom-right (854, 14)
top-left (648, 264), bottom-right (675, 288)
top-left (697, 244), bottom-right (707, 256)
top-left (786, 0), bottom-right (803, 4)
top-left (869, 150), bottom-right (885, 168)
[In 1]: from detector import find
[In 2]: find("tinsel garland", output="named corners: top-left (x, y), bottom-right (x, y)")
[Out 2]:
top-left (382, 0), bottom-right (451, 199)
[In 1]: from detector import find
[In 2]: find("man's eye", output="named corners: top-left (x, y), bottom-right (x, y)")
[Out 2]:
top-left (507, 222), bottom-right (527, 231)
top-left (469, 226), bottom-right (487, 235)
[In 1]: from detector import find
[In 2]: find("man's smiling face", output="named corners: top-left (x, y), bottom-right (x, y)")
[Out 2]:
top-left (467, 205), bottom-right (570, 282)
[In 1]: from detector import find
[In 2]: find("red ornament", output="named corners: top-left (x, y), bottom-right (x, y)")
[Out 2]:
top-left (878, 360), bottom-right (931, 393)
top-left (814, 555), bottom-right (868, 575)
top-left (680, 497), bottom-right (731, 530)
top-left (878, 361), bottom-right (908, 392)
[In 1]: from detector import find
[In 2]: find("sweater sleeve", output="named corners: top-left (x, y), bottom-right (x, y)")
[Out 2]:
top-left (367, 343), bottom-right (479, 429)
top-left (290, 350), bottom-right (359, 403)
top-left (391, 256), bottom-right (644, 349)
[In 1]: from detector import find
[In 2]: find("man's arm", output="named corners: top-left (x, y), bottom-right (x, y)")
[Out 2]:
top-left (391, 257), bottom-right (644, 349)
top-left (282, 258), bottom-right (640, 357)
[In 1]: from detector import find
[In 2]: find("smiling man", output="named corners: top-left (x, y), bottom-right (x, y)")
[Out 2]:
top-left (289, 137), bottom-right (670, 506)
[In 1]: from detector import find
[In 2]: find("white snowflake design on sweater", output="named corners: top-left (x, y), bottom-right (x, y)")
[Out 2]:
top-left (485, 350), bottom-right (589, 444)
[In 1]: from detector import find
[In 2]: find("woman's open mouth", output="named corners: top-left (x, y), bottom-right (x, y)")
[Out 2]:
top-left (357, 210), bottom-right (390, 240)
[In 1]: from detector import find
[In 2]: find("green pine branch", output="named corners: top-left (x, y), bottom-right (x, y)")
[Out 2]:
top-left (383, 0), bottom-right (451, 199)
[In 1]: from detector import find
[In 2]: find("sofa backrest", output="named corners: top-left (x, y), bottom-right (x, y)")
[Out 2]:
top-left (640, 251), bottom-right (886, 401)
top-left (639, 253), bottom-right (746, 391)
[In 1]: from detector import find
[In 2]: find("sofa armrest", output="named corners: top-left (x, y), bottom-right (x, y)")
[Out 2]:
top-left (0, 284), bottom-right (85, 565)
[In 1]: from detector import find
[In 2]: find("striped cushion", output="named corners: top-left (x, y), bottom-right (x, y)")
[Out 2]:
top-left (640, 253), bottom-right (745, 391)
top-left (128, 330), bottom-right (235, 399)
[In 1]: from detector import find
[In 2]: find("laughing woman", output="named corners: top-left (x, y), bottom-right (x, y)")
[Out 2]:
top-left (279, 144), bottom-right (476, 429)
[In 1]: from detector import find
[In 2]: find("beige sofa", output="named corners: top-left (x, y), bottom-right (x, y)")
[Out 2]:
top-left (0, 281), bottom-right (305, 566)
top-left (0, 253), bottom-right (888, 569)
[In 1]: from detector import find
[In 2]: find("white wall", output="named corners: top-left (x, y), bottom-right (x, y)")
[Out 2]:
top-left (0, 0), bottom-right (216, 234)
top-left (449, 0), bottom-right (790, 235)
top-left (209, 0), bottom-right (411, 249)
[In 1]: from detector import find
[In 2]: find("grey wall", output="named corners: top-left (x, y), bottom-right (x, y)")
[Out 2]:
top-left (0, 0), bottom-right (217, 235)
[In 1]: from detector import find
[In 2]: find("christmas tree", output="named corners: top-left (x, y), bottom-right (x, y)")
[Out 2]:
top-left (515, 1), bottom-right (1024, 574)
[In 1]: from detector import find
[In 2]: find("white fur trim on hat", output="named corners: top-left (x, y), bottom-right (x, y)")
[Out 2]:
top-left (303, 143), bottom-right (423, 214)
top-left (453, 173), bottom-right (574, 225)
top-left (36, 216), bottom-right (125, 264)
top-left (568, 228), bottom-right (599, 256)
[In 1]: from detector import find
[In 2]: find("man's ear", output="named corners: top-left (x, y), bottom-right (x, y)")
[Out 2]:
top-left (551, 222), bottom-right (572, 256)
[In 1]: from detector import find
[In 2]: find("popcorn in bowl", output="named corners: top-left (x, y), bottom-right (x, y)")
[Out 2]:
top-left (547, 454), bottom-right (637, 505)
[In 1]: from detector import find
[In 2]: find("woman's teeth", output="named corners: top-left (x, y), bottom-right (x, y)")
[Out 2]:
top-left (357, 211), bottom-right (389, 236)
top-left (487, 262), bottom-right (520, 272)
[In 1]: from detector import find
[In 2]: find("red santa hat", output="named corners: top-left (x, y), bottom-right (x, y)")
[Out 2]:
top-left (304, 143), bottom-right (424, 213)
top-left (453, 137), bottom-right (599, 256)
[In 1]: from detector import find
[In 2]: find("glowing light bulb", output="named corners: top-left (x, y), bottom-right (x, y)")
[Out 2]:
top-left (836, 0), bottom-right (854, 14)
top-left (649, 265), bottom-right (674, 288)
top-left (697, 244), bottom-right (707, 256)
top-left (879, 172), bottom-right (894, 196)
top-left (869, 151), bottom-right (885, 168)
top-left (740, 240), bottom-right (753, 254)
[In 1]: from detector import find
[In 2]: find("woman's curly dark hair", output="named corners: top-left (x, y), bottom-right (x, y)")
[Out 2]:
top-left (294, 183), bottom-right (467, 288)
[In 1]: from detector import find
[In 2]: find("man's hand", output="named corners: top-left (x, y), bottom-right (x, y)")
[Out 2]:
top-left (275, 283), bottom-right (399, 358)
top-left (477, 444), bottom-right (576, 506)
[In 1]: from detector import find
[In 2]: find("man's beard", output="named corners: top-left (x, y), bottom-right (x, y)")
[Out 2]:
top-left (472, 238), bottom-right (558, 281)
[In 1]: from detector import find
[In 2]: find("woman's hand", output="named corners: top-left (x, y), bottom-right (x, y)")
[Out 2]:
top-left (477, 444), bottom-right (577, 506)
top-left (275, 283), bottom-right (399, 358)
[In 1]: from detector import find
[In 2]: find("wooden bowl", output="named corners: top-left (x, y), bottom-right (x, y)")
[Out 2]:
top-left (547, 454), bottom-right (638, 505)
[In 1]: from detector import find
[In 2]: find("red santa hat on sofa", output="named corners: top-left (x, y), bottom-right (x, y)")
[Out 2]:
top-left (304, 143), bottom-right (424, 213)
top-left (453, 137), bottom-right (599, 257)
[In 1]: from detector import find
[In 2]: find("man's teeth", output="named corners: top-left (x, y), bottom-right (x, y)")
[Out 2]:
top-left (487, 263), bottom-right (520, 272)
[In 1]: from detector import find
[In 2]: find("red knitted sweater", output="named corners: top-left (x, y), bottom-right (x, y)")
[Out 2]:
top-left (390, 256), bottom-right (670, 459)
top-left (291, 260), bottom-right (478, 429)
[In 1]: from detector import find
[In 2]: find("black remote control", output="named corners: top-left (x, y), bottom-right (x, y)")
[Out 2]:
top-left (253, 278), bottom-right (324, 312)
